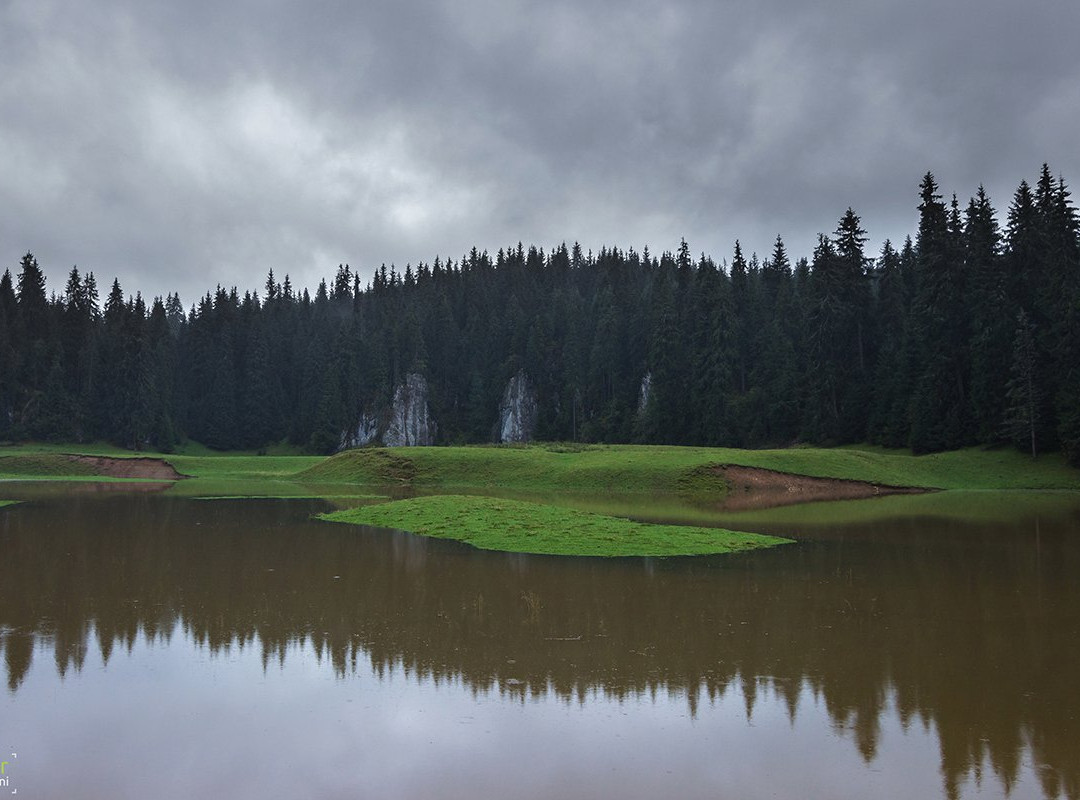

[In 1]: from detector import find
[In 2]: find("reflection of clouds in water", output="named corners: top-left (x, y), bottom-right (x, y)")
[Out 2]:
top-left (1, 494), bottom-right (1078, 799)
top-left (0, 631), bottom-right (1012, 800)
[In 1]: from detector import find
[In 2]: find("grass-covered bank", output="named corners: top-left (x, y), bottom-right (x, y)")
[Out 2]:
top-left (4, 441), bottom-right (1079, 557)
top-left (4, 441), bottom-right (1080, 497)
top-left (5, 441), bottom-right (1079, 493)
top-left (319, 495), bottom-right (792, 557)
top-left (0, 445), bottom-right (325, 496)
top-left (299, 443), bottom-right (1080, 494)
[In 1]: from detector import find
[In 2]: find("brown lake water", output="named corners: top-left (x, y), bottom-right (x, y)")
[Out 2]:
top-left (1, 489), bottom-right (1078, 799)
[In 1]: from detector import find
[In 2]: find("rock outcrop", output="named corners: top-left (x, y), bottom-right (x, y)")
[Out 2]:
top-left (384, 373), bottom-right (436, 447)
top-left (339, 372), bottom-right (436, 449)
top-left (637, 372), bottom-right (652, 416)
top-left (339, 412), bottom-right (379, 450)
top-left (496, 369), bottom-right (538, 443)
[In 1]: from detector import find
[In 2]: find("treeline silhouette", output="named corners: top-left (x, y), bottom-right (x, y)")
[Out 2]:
top-left (1, 166), bottom-right (1077, 459)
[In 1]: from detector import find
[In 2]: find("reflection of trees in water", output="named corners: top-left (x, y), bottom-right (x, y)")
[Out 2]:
top-left (1, 496), bottom-right (1078, 800)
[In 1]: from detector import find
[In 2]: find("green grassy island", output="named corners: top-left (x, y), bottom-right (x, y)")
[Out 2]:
top-left (2, 442), bottom-right (1079, 557)
top-left (319, 494), bottom-right (790, 556)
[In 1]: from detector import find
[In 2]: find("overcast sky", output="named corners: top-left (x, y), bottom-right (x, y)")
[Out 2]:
top-left (2, 0), bottom-right (1078, 305)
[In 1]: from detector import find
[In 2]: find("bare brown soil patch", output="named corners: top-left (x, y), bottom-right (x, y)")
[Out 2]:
top-left (67, 455), bottom-right (184, 481)
top-left (716, 464), bottom-right (929, 511)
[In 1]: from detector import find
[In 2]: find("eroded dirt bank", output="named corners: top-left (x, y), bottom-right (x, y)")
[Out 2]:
top-left (66, 455), bottom-right (184, 481)
top-left (716, 464), bottom-right (930, 511)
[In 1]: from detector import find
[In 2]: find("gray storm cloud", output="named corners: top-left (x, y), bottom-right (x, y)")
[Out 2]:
top-left (2, 0), bottom-right (1078, 302)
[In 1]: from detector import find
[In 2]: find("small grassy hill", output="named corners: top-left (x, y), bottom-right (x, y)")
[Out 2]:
top-left (298, 443), bottom-right (1080, 494)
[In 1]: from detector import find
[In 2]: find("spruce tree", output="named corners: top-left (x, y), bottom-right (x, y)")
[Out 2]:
top-left (867, 240), bottom-right (910, 447)
top-left (965, 186), bottom-right (1009, 441)
top-left (909, 174), bottom-right (970, 452)
top-left (0, 270), bottom-right (14, 438)
top-left (13, 252), bottom-right (53, 431)
top-left (751, 236), bottom-right (799, 444)
top-left (15, 252), bottom-right (48, 341)
top-left (803, 212), bottom-right (871, 446)
top-left (1003, 310), bottom-right (1041, 458)
top-left (641, 266), bottom-right (682, 443)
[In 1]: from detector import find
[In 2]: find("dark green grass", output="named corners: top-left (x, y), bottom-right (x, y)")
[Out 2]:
top-left (319, 494), bottom-right (792, 557)
top-left (0, 454), bottom-right (102, 478)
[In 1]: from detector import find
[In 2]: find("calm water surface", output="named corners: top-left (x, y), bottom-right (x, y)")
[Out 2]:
top-left (0, 490), bottom-right (1078, 799)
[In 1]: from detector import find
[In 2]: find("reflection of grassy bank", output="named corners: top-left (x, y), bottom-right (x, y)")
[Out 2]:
top-left (168, 477), bottom-right (341, 498)
top-left (713, 489), bottom-right (1080, 527)
top-left (194, 492), bottom-right (384, 502)
top-left (319, 495), bottom-right (791, 556)
top-left (168, 454), bottom-right (323, 481)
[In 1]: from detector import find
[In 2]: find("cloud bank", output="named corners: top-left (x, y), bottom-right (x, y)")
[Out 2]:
top-left (3, 0), bottom-right (1078, 302)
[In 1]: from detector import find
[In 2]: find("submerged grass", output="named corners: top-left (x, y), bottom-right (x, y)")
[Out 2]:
top-left (319, 494), bottom-right (792, 557)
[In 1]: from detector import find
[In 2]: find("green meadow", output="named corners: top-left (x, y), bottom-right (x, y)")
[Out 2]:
top-left (4, 441), bottom-right (1078, 492)
top-left (297, 443), bottom-right (1080, 493)
top-left (3, 442), bottom-right (1078, 556)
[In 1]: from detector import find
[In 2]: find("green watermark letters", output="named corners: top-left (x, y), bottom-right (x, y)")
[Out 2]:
top-left (0, 751), bottom-right (15, 792)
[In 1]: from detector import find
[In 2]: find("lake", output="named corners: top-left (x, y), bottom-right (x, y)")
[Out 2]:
top-left (1, 489), bottom-right (1078, 799)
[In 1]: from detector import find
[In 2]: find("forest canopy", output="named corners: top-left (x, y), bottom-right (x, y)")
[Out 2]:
top-left (1, 166), bottom-right (1078, 463)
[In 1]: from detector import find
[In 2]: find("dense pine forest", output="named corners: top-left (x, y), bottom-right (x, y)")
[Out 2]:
top-left (1, 167), bottom-right (1078, 463)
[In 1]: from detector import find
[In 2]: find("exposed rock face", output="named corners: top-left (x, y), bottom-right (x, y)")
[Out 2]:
top-left (637, 372), bottom-right (652, 416)
top-left (384, 373), bottom-right (436, 447)
top-left (339, 412), bottom-right (379, 450)
top-left (339, 372), bottom-right (436, 449)
top-left (496, 369), bottom-right (538, 443)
